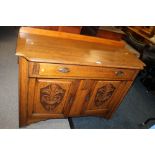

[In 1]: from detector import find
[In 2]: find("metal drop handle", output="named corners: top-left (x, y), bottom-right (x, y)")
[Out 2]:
top-left (58, 67), bottom-right (70, 73)
top-left (115, 71), bottom-right (124, 76)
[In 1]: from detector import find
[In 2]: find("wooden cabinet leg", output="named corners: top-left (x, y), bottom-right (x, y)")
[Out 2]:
top-left (19, 57), bottom-right (29, 127)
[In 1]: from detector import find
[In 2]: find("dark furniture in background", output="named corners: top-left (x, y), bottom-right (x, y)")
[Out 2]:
top-left (140, 45), bottom-right (155, 92)
top-left (81, 26), bottom-right (99, 36)
top-left (123, 27), bottom-right (155, 127)
top-left (127, 26), bottom-right (155, 45)
top-left (81, 26), bottom-right (125, 41)
top-left (123, 27), bottom-right (155, 92)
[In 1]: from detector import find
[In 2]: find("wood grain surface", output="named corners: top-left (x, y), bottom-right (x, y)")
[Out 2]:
top-left (16, 27), bottom-right (144, 69)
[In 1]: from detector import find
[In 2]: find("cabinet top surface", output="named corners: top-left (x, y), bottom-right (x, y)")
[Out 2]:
top-left (16, 27), bottom-right (145, 69)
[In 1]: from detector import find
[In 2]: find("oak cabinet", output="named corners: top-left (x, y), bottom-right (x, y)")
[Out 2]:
top-left (16, 27), bottom-right (145, 127)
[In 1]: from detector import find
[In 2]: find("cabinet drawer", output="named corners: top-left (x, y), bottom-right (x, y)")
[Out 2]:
top-left (29, 62), bottom-right (137, 80)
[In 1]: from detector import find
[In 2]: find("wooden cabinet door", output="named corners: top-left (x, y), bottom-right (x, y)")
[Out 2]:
top-left (84, 80), bottom-right (122, 116)
top-left (28, 78), bottom-right (78, 121)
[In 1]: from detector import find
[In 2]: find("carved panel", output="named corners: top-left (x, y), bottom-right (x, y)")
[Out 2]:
top-left (94, 84), bottom-right (116, 107)
top-left (40, 84), bottom-right (66, 111)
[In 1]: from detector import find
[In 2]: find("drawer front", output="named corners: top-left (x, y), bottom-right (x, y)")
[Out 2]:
top-left (29, 62), bottom-right (137, 80)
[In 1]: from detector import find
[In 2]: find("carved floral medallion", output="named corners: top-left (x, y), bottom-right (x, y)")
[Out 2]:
top-left (94, 84), bottom-right (116, 107)
top-left (40, 84), bottom-right (66, 111)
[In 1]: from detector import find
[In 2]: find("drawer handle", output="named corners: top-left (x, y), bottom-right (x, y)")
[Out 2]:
top-left (115, 71), bottom-right (124, 76)
top-left (58, 67), bottom-right (70, 73)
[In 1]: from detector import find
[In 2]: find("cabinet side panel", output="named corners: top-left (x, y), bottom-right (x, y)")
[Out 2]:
top-left (19, 57), bottom-right (29, 127)
top-left (106, 81), bottom-right (133, 118)
top-left (106, 70), bottom-right (139, 118)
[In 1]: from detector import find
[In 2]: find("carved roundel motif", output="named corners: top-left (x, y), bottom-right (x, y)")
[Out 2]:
top-left (40, 84), bottom-right (66, 111)
top-left (94, 84), bottom-right (116, 107)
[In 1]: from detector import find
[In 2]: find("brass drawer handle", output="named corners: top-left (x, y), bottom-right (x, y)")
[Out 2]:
top-left (115, 71), bottom-right (124, 76)
top-left (58, 67), bottom-right (70, 73)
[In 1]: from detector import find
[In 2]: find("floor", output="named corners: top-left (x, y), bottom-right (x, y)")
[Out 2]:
top-left (0, 27), bottom-right (70, 129)
top-left (0, 27), bottom-right (155, 129)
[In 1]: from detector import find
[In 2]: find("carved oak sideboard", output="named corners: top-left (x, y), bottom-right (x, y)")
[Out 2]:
top-left (16, 27), bottom-right (145, 127)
